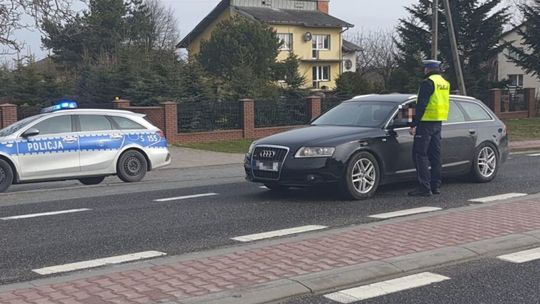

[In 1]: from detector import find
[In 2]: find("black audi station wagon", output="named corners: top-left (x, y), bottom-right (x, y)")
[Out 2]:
top-left (244, 94), bottom-right (509, 199)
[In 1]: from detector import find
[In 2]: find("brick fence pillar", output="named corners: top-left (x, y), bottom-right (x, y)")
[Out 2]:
top-left (113, 99), bottom-right (130, 109)
top-left (0, 103), bottom-right (17, 128)
top-left (241, 99), bottom-right (255, 139)
top-left (489, 89), bottom-right (502, 115)
top-left (524, 88), bottom-right (536, 118)
top-left (306, 96), bottom-right (322, 121)
top-left (160, 101), bottom-right (178, 143)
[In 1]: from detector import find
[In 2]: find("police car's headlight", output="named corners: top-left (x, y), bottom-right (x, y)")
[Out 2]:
top-left (248, 141), bottom-right (257, 155)
top-left (295, 147), bottom-right (335, 158)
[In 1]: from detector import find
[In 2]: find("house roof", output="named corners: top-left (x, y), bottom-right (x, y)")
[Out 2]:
top-left (177, 1), bottom-right (353, 48)
top-left (233, 6), bottom-right (353, 28)
top-left (342, 39), bottom-right (362, 52)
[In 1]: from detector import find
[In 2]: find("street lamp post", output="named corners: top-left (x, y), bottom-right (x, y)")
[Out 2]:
top-left (442, 0), bottom-right (467, 95)
top-left (431, 0), bottom-right (439, 60)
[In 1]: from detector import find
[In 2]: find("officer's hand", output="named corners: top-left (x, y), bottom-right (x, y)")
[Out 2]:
top-left (409, 127), bottom-right (416, 136)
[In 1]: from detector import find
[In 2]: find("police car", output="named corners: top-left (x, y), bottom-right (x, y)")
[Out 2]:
top-left (0, 101), bottom-right (171, 192)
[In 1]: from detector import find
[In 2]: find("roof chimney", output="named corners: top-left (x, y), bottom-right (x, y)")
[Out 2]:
top-left (317, 0), bottom-right (329, 14)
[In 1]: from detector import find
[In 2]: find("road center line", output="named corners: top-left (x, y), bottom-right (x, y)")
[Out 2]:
top-left (468, 193), bottom-right (527, 203)
top-left (369, 207), bottom-right (442, 219)
top-left (497, 247), bottom-right (540, 263)
top-left (232, 225), bottom-right (328, 242)
top-left (324, 272), bottom-right (450, 303)
top-left (154, 192), bottom-right (218, 202)
top-left (32, 251), bottom-right (167, 275)
top-left (0, 208), bottom-right (91, 220)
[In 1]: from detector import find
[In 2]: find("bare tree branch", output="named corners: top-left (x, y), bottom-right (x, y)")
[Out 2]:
top-left (0, 0), bottom-right (83, 55)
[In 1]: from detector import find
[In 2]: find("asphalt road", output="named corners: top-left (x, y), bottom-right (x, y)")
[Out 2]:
top-left (280, 256), bottom-right (540, 304)
top-left (1, 152), bottom-right (540, 285)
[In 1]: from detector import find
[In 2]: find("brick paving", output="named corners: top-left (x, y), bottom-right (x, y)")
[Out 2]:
top-left (1, 198), bottom-right (540, 304)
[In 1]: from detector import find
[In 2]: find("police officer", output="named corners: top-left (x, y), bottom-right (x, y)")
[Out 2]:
top-left (408, 60), bottom-right (450, 197)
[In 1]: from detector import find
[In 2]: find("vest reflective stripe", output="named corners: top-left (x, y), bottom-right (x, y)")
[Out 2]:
top-left (420, 74), bottom-right (450, 121)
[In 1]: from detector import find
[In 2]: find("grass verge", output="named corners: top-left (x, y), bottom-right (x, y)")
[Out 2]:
top-left (177, 139), bottom-right (253, 154)
top-left (503, 117), bottom-right (540, 141)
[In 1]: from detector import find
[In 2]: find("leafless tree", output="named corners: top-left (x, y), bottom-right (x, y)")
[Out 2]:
top-left (346, 28), bottom-right (398, 90)
top-left (0, 0), bottom-right (82, 55)
top-left (146, 0), bottom-right (179, 51)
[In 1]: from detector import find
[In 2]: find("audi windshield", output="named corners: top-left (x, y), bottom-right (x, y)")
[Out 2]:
top-left (312, 101), bottom-right (396, 128)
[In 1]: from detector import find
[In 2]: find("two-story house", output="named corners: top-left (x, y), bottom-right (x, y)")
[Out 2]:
top-left (496, 25), bottom-right (540, 98)
top-left (177, 0), bottom-right (358, 90)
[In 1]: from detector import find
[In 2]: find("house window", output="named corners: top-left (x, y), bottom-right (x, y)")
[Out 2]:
top-left (277, 33), bottom-right (293, 51)
top-left (312, 35), bottom-right (330, 50)
top-left (508, 74), bottom-right (524, 87)
top-left (505, 47), bottom-right (523, 61)
top-left (312, 65), bottom-right (330, 87)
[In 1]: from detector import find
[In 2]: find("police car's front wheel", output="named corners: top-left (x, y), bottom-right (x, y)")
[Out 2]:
top-left (0, 159), bottom-right (14, 193)
top-left (117, 150), bottom-right (148, 183)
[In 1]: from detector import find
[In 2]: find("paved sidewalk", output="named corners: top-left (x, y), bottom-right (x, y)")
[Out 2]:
top-left (167, 147), bottom-right (243, 169)
top-left (2, 194), bottom-right (540, 304)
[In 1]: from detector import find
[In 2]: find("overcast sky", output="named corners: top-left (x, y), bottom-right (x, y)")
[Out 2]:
top-left (13, 0), bottom-right (417, 60)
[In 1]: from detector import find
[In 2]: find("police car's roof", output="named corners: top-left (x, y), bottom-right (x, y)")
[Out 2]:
top-left (43, 109), bottom-right (144, 116)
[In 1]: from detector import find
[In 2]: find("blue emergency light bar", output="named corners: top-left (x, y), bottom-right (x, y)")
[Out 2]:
top-left (41, 100), bottom-right (78, 113)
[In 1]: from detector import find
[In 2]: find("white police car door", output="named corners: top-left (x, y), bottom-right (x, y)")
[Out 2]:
top-left (77, 115), bottom-right (123, 174)
top-left (17, 115), bottom-right (80, 180)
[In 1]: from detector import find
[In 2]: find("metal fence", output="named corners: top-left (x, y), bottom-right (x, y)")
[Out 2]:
top-left (501, 89), bottom-right (528, 112)
top-left (178, 100), bottom-right (241, 133)
top-left (255, 97), bottom-right (309, 128)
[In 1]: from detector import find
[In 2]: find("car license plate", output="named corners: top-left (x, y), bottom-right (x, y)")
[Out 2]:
top-left (255, 161), bottom-right (279, 172)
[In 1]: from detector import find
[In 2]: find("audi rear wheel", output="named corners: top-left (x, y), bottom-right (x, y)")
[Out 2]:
top-left (470, 143), bottom-right (499, 183)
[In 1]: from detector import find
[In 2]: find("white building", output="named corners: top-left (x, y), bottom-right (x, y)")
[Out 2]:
top-left (497, 25), bottom-right (540, 98)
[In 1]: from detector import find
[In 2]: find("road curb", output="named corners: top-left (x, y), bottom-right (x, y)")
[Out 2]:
top-left (180, 231), bottom-right (540, 304)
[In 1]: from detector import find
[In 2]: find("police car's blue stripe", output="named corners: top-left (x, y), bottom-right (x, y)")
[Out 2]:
top-left (0, 132), bottom-right (168, 156)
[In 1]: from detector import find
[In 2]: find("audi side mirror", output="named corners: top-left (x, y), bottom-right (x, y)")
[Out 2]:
top-left (22, 128), bottom-right (40, 138)
top-left (389, 119), bottom-right (411, 130)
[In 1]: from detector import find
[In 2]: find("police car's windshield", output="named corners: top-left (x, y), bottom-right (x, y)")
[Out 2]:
top-left (312, 101), bottom-right (396, 128)
top-left (0, 115), bottom-right (44, 137)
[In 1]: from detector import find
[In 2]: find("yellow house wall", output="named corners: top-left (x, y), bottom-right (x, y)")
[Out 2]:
top-left (272, 25), bottom-right (342, 89)
top-left (186, 14), bottom-right (343, 89)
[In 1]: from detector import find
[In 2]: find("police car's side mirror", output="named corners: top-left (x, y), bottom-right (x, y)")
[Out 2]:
top-left (22, 128), bottom-right (40, 138)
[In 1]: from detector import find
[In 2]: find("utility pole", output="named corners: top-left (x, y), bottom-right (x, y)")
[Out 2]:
top-left (442, 0), bottom-right (467, 95)
top-left (431, 0), bottom-right (439, 60)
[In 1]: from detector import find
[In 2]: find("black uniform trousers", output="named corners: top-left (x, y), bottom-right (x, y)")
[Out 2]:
top-left (413, 121), bottom-right (442, 192)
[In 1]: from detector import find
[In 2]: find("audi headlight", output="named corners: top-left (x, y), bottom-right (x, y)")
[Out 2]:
top-left (295, 147), bottom-right (335, 158)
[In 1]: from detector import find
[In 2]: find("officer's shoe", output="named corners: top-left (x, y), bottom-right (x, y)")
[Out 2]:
top-left (431, 188), bottom-right (441, 195)
top-left (408, 188), bottom-right (433, 197)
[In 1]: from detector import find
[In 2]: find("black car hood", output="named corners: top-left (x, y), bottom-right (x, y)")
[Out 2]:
top-left (255, 125), bottom-right (382, 147)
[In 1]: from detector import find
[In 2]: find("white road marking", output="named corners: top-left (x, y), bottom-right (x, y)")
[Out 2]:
top-left (33, 251), bottom-right (167, 275)
top-left (0, 208), bottom-right (91, 220)
top-left (468, 193), bottom-right (527, 203)
top-left (369, 207), bottom-right (442, 219)
top-left (153, 192), bottom-right (218, 202)
top-left (259, 186), bottom-right (268, 189)
top-left (527, 153), bottom-right (540, 157)
top-left (498, 247), bottom-right (540, 263)
top-left (324, 272), bottom-right (450, 303)
top-left (231, 225), bottom-right (328, 242)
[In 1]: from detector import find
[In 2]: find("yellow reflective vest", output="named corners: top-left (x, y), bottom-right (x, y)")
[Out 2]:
top-left (420, 74), bottom-right (450, 121)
